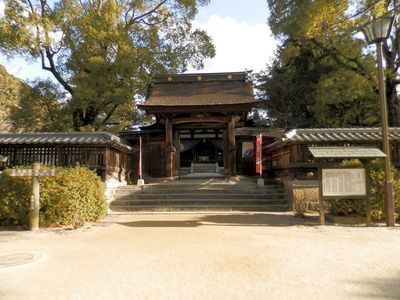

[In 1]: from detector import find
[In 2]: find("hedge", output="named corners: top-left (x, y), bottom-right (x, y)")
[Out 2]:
top-left (0, 166), bottom-right (107, 228)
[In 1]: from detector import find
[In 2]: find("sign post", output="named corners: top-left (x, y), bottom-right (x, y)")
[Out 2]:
top-left (6, 163), bottom-right (60, 231)
top-left (31, 163), bottom-right (40, 230)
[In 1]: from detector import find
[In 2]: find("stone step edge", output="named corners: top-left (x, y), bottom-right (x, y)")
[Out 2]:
top-left (110, 206), bottom-right (290, 212)
top-left (110, 204), bottom-right (291, 208)
top-left (111, 199), bottom-right (288, 204)
top-left (118, 186), bottom-right (283, 190)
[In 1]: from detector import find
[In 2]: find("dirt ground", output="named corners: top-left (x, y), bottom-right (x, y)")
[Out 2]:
top-left (1, 212), bottom-right (399, 300)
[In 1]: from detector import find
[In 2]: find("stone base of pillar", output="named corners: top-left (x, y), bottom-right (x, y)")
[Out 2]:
top-left (137, 179), bottom-right (145, 187)
top-left (257, 178), bottom-right (264, 187)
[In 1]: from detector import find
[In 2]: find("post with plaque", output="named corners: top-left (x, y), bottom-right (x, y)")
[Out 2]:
top-left (318, 166), bottom-right (371, 226)
top-left (6, 162), bottom-right (61, 231)
top-left (309, 147), bottom-right (387, 226)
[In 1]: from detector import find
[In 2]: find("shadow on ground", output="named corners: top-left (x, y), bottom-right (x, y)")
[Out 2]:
top-left (0, 226), bottom-right (27, 232)
top-left (117, 213), bottom-right (320, 228)
top-left (350, 271), bottom-right (400, 299)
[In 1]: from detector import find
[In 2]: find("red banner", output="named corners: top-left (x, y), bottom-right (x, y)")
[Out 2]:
top-left (256, 134), bottom-right (262, 174)
top-left (138, 136), bottom-right (142, 179)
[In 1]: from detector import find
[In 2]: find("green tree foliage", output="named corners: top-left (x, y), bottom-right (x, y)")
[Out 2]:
top-left (0, 65), bottom-right (74, 132)
top-left (0, 0), bottom-right (215, 131)
top-left (260, 0), bottom-right (397, 128)
top-left (10, 80), bottom-right (72, 131)
top-left (312, 67), bottom-right (379, 127)
top-left (0, 65), bottom-right (24, 132)
top-left (255, 42), bottom-right (322, 128)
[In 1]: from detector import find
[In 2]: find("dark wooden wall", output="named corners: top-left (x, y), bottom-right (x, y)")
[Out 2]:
top-left (235, 139), bottom-right (256, 175)
top-left (0, 145), bottom-right (132, 182)
top-left (142, 139), bottom-right (167, 178)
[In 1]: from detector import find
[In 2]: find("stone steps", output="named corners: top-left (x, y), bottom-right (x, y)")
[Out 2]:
top-left (117, 183), bottom-right (282, 190)
top-left (110, 179), bottom-right (290, 212)
top-left (114, 187), bottom-right (284, 195)
top-left (191, 163), bottom-right (219, 173)
top-left (110, 204), bottom-right (290, 212)
top-left (111, 199), bottom-right (287, 206)
top-left (114, 193), bottom-right (286, 200)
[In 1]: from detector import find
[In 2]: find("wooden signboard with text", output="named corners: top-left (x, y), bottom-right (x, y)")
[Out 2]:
top-left (318, 166), bottom-right (371, 226)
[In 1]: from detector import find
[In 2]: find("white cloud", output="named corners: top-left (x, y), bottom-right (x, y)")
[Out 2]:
top-left (0, 1), bottom-right (4, 18)
top-left (190, 15), bottom-right (276, 73)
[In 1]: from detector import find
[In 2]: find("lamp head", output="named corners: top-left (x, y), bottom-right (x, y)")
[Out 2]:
top-left (362, 12), bottom-right (394, 44)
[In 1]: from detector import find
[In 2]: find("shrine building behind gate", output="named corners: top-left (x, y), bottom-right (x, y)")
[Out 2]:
top-left (121, 72), bottom-right (281, 179)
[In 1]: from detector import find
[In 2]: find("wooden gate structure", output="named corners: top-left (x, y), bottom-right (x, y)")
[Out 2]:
top-left (121, 72), bottom-right (282, 179)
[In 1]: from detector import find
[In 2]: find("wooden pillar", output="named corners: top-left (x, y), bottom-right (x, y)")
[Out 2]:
top-left (365, 161), bottom-right (371, 226)
top-left (173, 130), bottom-right (180, 177)
top-left (318, 164), bottom-right (325, 225)
top-left (104, 147), bottom-right (110, 182)
top-left (165, 118), bottom-right (173, 178)
top-left (30, 162), bottom-right (40, 231)
top-left (223, 129), bottom-right (229, 175)
top-left (228, 116), bottom-right (236, 176)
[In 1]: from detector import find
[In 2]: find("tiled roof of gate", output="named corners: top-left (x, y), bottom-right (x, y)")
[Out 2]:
top-left (309, 147), bottom-right (386, 159)
top-left (140, 72), bottom-right (257, 107)
top-left (268, 128), bottom-right (400, 149)
top-left (0, 132), bottom-right (131, 150)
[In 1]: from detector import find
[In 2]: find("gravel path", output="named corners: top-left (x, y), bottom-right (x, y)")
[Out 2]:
top-left (1, 212), bottom-right (399, 300)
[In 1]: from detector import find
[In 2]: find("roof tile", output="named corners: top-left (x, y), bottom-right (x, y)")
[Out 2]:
top-left (0, 132), bottom-right (131, 150)
top-left (309, 146), bottom-right (386, 159)
top-left (142, 73), bottom-right (256, 107)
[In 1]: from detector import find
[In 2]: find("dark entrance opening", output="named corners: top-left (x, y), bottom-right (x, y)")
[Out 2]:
top-left (180, 139), bottom-right (223, 167)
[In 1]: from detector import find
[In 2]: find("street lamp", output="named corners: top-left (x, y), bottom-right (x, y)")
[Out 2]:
top-left (362, 12), bottom-right (395, 226)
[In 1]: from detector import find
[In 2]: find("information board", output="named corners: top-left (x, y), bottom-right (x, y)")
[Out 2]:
top-left (322, 168), bottom-right (366, 197)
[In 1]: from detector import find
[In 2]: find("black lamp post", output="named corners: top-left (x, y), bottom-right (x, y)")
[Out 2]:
top-left (362, 13), bottom-right (395, 226)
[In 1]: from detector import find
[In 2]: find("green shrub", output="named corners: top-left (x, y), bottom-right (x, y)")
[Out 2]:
top-left (329, 159), bottom-right (400, 221)
top-left (0, 166), bottom-right (107, 228)
top-left (0, 174), bottom-right (31, 226)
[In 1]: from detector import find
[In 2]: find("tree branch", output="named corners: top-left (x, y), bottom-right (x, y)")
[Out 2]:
top-left (126, 0), bottom-right (167, 28)
top-left (100, 103), bottom-right (119, 127)
top-left (44, 47), bottom-right (73, 95)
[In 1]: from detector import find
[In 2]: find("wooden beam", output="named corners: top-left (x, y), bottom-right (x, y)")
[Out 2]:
top-left (223, 129), bottom-right (229, 176)
top-left (165, 118), bottom-right (173, 178)
top-left (138, 102), bottom-right (258, 115)
top-left (234, 128), bottom-right (285, 137)
top-left (168, 116), bottom-right (230, 124)
top-left (228, 116), bottom-right (236, 176)
top-left (174, 123), bottom-right (227, 130)
top-left (104, 147), bottom-right (110, 182)
top-left (173, 130), bottom-right (180, 177)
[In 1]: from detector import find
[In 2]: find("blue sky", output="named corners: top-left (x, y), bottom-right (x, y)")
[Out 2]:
top-left (0, 0), bottom-right (276, 81)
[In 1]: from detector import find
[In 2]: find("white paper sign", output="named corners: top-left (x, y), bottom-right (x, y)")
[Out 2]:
top-left (322, 168), bottom-right (366, 197)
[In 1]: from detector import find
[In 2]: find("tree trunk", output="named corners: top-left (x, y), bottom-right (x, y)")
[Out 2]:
top-left (72, 105), bottom-right (99, 131)
top-left (386, 75), bottom-right (400, 126)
